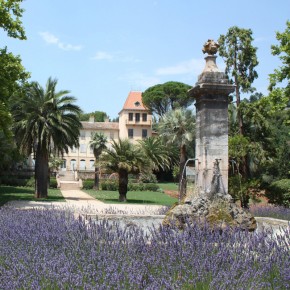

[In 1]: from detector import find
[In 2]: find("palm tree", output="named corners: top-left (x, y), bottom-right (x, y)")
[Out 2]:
top-left (100, 138), bottom-right (149, 202)
top-left (12, 77), bottom-right (82, 198)
top-left (89, 132), bottom-right (107, 190)
top-left (158, 108), bottom-right (195, 196)
top-left (138, 136), bottom-right (171, 172)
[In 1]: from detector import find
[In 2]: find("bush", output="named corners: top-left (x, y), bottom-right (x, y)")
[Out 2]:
top-left (143, 183), bottom-right (159, 192)
top-left (266, 179), bottom-right (290, 207)
top-left (25, 177), bottom-right (35, 187)
top-left (138, 172), bottom-right (157, 183)
top-left (49, 177), bottom-right (57, 189)
top-left (101, 180), bottom-right (118, 191)
top-left (128, 182), bottom-right (144, 191)
top-left (0, 176), bottom-right (29, 187)
top-left (82, 179), bottom-right (94, 190)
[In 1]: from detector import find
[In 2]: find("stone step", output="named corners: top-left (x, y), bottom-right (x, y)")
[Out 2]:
top-left (60, 181), bottom-right (80, 190)
top-left (58, 171), bottom-right (76, 181)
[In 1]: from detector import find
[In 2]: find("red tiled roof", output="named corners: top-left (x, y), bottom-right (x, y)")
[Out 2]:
top-left (121, 91), bottom-right (147, 111)
top-left (81, 122), bottom-right (119, 130)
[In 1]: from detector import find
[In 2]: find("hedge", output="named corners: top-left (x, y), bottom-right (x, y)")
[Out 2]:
top-left (266, 179), bottom-right (290, 207)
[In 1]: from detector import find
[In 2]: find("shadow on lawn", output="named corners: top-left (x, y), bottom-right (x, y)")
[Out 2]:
top-left (0, 186), bottom-right (64, 206)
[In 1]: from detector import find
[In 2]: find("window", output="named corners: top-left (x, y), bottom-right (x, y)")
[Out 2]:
top-left (129, 113), bottom-right (133, 121)
top-left (128, 129), bottom-right (134, 139)
top-left (142, 113), bottom-right (147, 122)
top-left (80, 144), bottom-right (86, 153)
top-left (135, 113), bottom-right (140, 122)
top-left (142, 129), bottom-right (148, 139)
top-left (61, 159), bottom-right (66, 169)
top-left (80, 159), bottom-right (86, 170)
top-left (90, 160), bottom-right (95, 169)
top-left (70, 159), bottom-right (76, 171)
top-left (134, 101), bottom-right (140, 107)
top-left (80, 131), bottom-right (85, 140)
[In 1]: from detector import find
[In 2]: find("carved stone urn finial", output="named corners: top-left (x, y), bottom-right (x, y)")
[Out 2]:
top-left (202, 39), bottom-right (220, 55)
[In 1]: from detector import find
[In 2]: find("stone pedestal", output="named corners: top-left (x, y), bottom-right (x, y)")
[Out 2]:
top-left (163, 41), bottom-right (256, 231)
top-left (188, 55), bottom-right (234, 196)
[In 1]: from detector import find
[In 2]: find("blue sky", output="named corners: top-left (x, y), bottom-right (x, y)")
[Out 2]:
top-left (2, 0), bottom-right (289, 119)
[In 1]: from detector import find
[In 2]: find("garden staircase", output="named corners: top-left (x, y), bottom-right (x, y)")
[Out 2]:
top-left (57, 171), bottom-right (81, 190)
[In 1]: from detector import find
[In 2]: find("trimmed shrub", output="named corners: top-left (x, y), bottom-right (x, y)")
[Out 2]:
top-left (128, 182), bottom-right (144, 191)
top-left (101, 180), bottom-right (118, 191)
top-left (49, 177), bottom-right (57, 189)
top-left (143, 183), bottom-right (159, 192)
top-left (82, 179), bottom-right (94, 190)
top-left (266, 179), bottom-right (290, 207)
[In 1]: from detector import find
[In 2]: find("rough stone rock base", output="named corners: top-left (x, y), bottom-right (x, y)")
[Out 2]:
top-left (163, 193), bottom-right (257, 231)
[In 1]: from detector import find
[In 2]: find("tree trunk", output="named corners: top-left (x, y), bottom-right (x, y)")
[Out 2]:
top-left (118, 169), bottom-right (128, 202)
top-left (94, 166), bottom-right (99, 190)
top-left (179, 144), bottom-right (187, 198)
top-left (35, 148), bottom-right (49, 199)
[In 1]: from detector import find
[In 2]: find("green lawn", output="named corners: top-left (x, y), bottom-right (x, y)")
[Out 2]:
top-left (0, 186), bottom-right (65, 206)
top-left (158, 182), bottom-right (178, 191)
top-left (85, 189), bottom-right (178, 206)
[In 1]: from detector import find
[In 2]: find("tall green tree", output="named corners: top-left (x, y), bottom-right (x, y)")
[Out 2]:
top-left (0, 0), bottom-right (26, 40)
top-left (158, 108), bottom-right (195, 196)
top-left (142, 81), bottom-right (192, 117)
top-left (0, 1), bottom-right (29, 139)
top-left (269, 21), bottom-right (290, 97)
top-left (89, 132), bottom-right (107, 190)
top-left (218, 26), bottom-right (259, 136)
top-left (100, 139), bottom-right (149, 202)
top-left (12, 78), bottom-right (82, 198)
top-left (138, 136), bottom-right (171, 172)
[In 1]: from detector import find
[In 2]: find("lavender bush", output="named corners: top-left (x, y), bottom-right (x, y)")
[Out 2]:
top-left (250, 204), bottom-right (290, 221)
top-left (0, 206), bottom-right (289, 289)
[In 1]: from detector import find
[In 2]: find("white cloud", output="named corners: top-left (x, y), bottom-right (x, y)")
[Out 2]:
top-left (39, 31), bottom-right (83, 51)
top-left (92, 51), bottom-right (141, 63)
top-left (119, 72), bottom-right (160, 89)
top-left (93, 51), bottom-right (114, 61)
top-left (39, 32), bottom-right (58, 44)
top-left (156, 58), bottom-right (205, 76)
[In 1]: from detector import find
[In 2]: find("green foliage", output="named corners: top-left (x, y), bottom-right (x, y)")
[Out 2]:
top-left (269, 20), bottom-right (290, 100)
top-left (0, 0), bottom-right (26, 40)
top-left (266, 179), bottom-right (290, 207)
top-left (82, 179), bottom-right (94, 190)
top-left (49, 177), bottom-right (57, 189)
top-left (142, 183), bottom-right (159, 192)
top-left (12, 78), bottom-right (83, 198)
top-left (138, 172), bottom-right (157, 183)
top-left (142, 81), bottom-right (192, 116)
top-left (218, 26), bottom-right (258, 96)
top-left (80, 111), bottom-right (109, 122)
top-left (138, 137), bottom-right (171, 171)
top-left (100, 180), bottom-right (118, 191)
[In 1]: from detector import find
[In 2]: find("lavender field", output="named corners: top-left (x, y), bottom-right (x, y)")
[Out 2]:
top-left (0, 206), bottom-right (289, 289)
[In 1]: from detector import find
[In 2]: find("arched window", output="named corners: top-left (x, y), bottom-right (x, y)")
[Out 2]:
top-left (80, 159), bottom-right (86, 170)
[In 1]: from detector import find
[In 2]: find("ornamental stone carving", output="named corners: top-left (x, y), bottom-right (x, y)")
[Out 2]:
top-left (202, 39), bottom-right (219, 55)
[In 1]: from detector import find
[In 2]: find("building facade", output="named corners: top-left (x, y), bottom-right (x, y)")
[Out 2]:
top-left (59, 91), bottom-right (152, 172)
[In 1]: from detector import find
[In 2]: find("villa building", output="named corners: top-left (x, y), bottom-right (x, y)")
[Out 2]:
top-left (59, 91), bottom-right (152, 172)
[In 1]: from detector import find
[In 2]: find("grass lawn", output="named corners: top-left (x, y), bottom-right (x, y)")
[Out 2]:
top-left (158, 182), bottom-right (178, 191)
top-left (0, 186), bottom-right (65, 206)
top-left (85, 189), bottom-right (178, 206)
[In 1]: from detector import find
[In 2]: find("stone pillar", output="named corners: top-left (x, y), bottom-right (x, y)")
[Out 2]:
top-left (188, 41), bottom-right (234, 196)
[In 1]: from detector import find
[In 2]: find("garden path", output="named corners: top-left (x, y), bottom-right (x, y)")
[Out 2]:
top-left (7, 189), bottom-right (166, 215)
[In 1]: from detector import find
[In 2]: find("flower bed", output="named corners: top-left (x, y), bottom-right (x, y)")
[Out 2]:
top-left (0, 206), bottom-right (289, 289)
